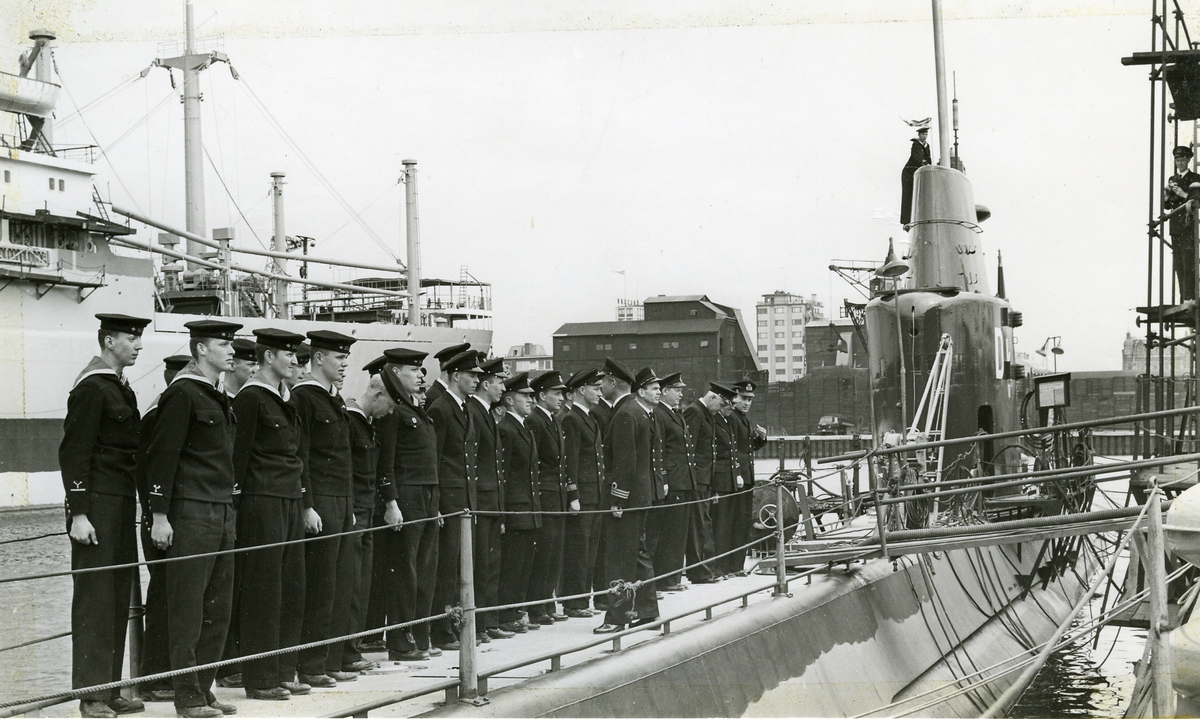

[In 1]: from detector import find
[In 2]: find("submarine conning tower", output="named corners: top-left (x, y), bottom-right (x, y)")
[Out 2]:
top-left (908, 164), bottom-right (990, 293)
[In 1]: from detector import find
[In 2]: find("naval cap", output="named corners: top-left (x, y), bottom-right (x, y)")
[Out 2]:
top-left (295, 342), bottom-right (312, 364)
top-left (566, 368), bottom-right (603, 390)
top-left (632, 367), bottom-right (661, 390)
top-left (307, 330), bottom-right (356, 353)
top-left (478, 356), bottom-right (507, 377)
top-left (231, 338), bottom-right (257, 362)
top-left (503, 372), bottom-right (535, 394)
top-left (383, 347), bottom-right (428, 367)
top-left (733, 379), bottom-right (757, 396)
top-left (435, 342), bottom-right (471, 366)
top-left (96, 313), bottom-right (151, 336)
top-left (253, 328), bottom-right (306, 353)
top-left (363, 355), bottom-right (388, 376)
top-left (443, 350), bottom-right (484, 374)
top-left (163, 354), bottom-right (192, 372)
top-left (601, 357), bottom-right (636, 386)
top-left (708, 382), bottom-right (737, 400)
top-left (1176, 145), bottom-right (1195, 159)
top-left (530, 370), bottom-right (566, 392)
top-left (660, 372), bottom-right (685, 389)
top-left (185, 319), bottom-right (242, 341)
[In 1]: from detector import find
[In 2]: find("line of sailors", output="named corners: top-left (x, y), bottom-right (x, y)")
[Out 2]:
top-left (58, 313), bottom-right (766, 719)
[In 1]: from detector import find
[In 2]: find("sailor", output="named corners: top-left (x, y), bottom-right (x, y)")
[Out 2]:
top-left (496, 373), bottom-right (543, 633)
top-left (137, 354), bottom-right (193, 705)
top-left (900, 120), bottom-right (932, 225)
top-left (60, 313), bottom-right (150, 719)
top-left (595, 367), bottom-right (662, 634)
top-left (560, 368), bottom-right (606, 619)
top-left (1166, 144), bottom-right (1200, 301)
top-left (362, 356), bottom-right (400, 653)
top-left (286, 342), bottom-right (311, 389)
top-left (592, 358), bottom-right (635, 611)
top-left (424, 342), bottom-right (471, 407)
top-left (230, 328), bottom-right (308, 701)
top-left (225, 338), bottom-right (257, 397)
top-left (328, 366), bottom-right (401, 674)
top-left (144, 319), bottom-right (242, 718)
top-left (683, 382), bottom-right (735, 585)
top-left (646, 372), bottom-right (696, 592)
top-left (726, 380), bottom-right (767, 576)
top-left (375, 347), bottom-right (441, 660)
top-left (709, 389), bottom-right (742, 578)
top-left (427, 349), bottom-right (484, 651)
top-left (467, 356), bottom-right (511, 642)
top-left (527, 370), bottom-right (579, 624)
top-left (290, 330), bottom-right (359, 685)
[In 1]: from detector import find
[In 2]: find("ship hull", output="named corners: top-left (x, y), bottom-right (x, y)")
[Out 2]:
top-left (432, 540), bottom-right (1093, 718)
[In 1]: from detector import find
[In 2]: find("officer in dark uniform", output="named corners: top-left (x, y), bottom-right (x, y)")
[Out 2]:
top-left (727, 380), bottom-right (768, 575)
top-left (527, 370), bottom-right (579, 624)
top-left (424, 342), bottom-right (471, 407)
top-left (900, 122), bottom-right (931, 225)
top-left (427, 350), bottom-right (484, 650)
top-left (467, 356), bottom-right (510, 642)
top-left (1167, 144), bottom-right (1200, 301)
top-left (595, 367), bottom-right (662, 634)
top-left (229, 328), bottom-right (307, 701)
top-left (376, 347), bottom-right (441, 661)
top-left (496, 373), bottom-right (543, 633)
top-left (137, 354), bottom-right (193, 704)
top-left (683, 382), bottom-right (734, 584)
top-left (226, 339), bottom-right (257, 397)
top-left (144, 319), bottom-right (242, 718)
top-left (362, 355), bottom-right (398, 652)
top-left (561, 368), bottom-right (605, 619)
top-left (290, 330), bottom-right (358, 685)
top-left (646, 372), bottom-right (696, 591)
top-left (592, 358), bottom-right (635, 610)
top-left (60, 313), bottom-right (149, 719)
top-left (710, 393), bottom-right (741, 578)
top-left (329, 365), bottom-right (401, 674)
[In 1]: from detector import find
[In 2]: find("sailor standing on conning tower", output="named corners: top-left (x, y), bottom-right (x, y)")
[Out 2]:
top-left (900, 119), bottom-right (932, 226)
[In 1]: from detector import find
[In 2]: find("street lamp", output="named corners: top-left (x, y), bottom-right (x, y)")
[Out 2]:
top-left (1036, 336), bottom-right (1064, 372)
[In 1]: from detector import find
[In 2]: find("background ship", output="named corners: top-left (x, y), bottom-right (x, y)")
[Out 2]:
top-left (0, 5), bottom-right (492, 508)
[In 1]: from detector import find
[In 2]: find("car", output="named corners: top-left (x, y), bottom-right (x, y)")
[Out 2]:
top-left (816, 415), bottom-right (855, 435)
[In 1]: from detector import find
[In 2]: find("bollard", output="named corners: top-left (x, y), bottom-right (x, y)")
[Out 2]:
top-left (774, 480), bottom-right (789, 596)
top-left (457, 513), bottom-right (486, 705)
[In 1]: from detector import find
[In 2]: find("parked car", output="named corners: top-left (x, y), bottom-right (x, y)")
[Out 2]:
top-left (816, 415), bottom-right (855, 435)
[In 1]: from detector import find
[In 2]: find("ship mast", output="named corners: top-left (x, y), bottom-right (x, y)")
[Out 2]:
top-left (403, 159), bottom-right (421, 326)
top-left (931, 0), bottom-right (952, 167)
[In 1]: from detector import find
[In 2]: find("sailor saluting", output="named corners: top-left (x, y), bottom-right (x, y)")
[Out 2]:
top-left (1165, 144), bottom-right (1200, 301)
top-left (59, 313), bottom-right (150, 719)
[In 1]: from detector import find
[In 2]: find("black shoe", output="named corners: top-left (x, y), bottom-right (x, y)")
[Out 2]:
top-left (433, 639), bottom-right (460, 651)
top-left (359, 640), bottom-right (386, 652)
top-left (279, 682), bottom-right (310, 696)
top-left (690, 576), bottom-right (720, 584)
top-left (663, 583), bottom-right (686, 592)
top-left (141, 689), bottom-right (175, 703)
top-left (498, 621), bottom-right (527, 634)
top-left (565, 608), bottom-right (594, 618)
top-left (298, 674), bottom-right (336, 688)
top-left (487, 627), bottom-right (515, 639)
top-left (388, 649), bottom-right (429, 662)
top-left (107, 697), bottom-right (145, 715)
top-left (245, 687), bottom-right (290, 701)
top-left (476, 632), bottom-right (491, 644)
top-left (342, 659), bottom-right (378, 672)
top-left (592, 623), bottom-right (624, 634)
top-left (534, 614), bottom-right (555, 625)
top-left (216, 674), bottom-right (243, 689)
top-left (80, 701), bottom-right (117, 718)
top-left (175, 707), bottom-right (222, 719)
top-left (656, 592), bottom-right (665, 600)
top-left (523, 619), bottom-right (542, 630)
top-left (328, 671), bottom-right (358, 682)
top-left (206, 697), bottom-right (237, 715)
top-left (630, 616), bottom-right (660, 629)
top-left (548, 612), bottom-right (568, 622)
top-left (426, 645), bottom-right (444, 657)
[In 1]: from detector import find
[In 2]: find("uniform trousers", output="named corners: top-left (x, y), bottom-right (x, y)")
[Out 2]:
top-left (328, 505), bottom-right (374, 670)
top-left (71, 493), bottom-right (137, 701)
top-left (365, 505), bottom-right (389, 641)
top-left (497, 529), bottom-right (538, 625)
top-left (234, 495), bottom-right (305, 691)
top-left (472, 506), bottom-right (503, 632)
top-left (591, 523), bottom-right (608, 611)
top-left (644, 490), bottom-right (693, 588)
top-left (725, 489), bottom-right (754, 574)
top-left (1176, 235), bottom-right (1197, 302)
top-left (602, 510), bottom-right (659, 626)
top-left (138, 520), bottom-right (171, 693)
top-left (165, 499), bottom-right (235, 710)
top-left (298, 494), bottom-right (354, 676)
top-left (686, 486), bottom-right (718, 582)
top-left (381, 485), bottom-right (439, 652)
top-left (431, 487), bottom-right (470, 646)
top-left (711, 490), bottom-right (740, 576)
top-left (528, 490), bottom-right (566, 619)
top-left (561, 506), bottom-right (602, 611)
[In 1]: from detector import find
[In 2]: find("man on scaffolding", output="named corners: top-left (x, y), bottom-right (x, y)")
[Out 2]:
top-left (1165, 144), bottom-right (1200, 302)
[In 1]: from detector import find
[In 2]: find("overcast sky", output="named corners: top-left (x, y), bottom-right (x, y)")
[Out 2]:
top-left (0, 1), bottom-right (1165, 370)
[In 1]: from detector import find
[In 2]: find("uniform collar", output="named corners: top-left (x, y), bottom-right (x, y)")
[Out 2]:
top-left (346, 403), bottom-right (368, 421)
top-left (73, 356), bottom-right (125, 389)
top-left (508, 411), bottom-right (526, 426)
top-left (537, 405), bottom-right (555, 420)
top-left (243, 377), bottom-right (291, 402)
top-left (294, 379), bottom-right (338, 396)
top-left (171, 363), bottom-right (223, 391)
top-left (472, 395), bottom-right (492, 411)
top-left (445, 389), bottom-right (466, 410)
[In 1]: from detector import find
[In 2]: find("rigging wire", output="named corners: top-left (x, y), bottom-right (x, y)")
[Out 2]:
top-left (321, 178), bottom-right (403, 242)
top-left (56, 74), bottom-right (142, 128)
top-left (100, 88), bottom-right (177, 155)
top-left (201, 144), bottom-right (268, 251)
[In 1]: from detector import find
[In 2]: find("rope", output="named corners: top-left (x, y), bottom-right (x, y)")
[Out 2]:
top-left (0, 531), bottom-right (65, 546)
top-left (0, 631), bottom-right (71, 654)
top-left (473, 482), bottom-right (760, 517)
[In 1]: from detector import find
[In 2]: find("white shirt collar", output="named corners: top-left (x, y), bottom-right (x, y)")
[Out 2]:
top-left (537, 405), bottom-right (554, 420)
top-left (508, 410), bottom-right (526, 426)
top-left (573, 401), bottom-right (591, 415)
top-left (446, 390), bottom-right (466, 409)
top-left (472, 395), bottom-right (492, 411)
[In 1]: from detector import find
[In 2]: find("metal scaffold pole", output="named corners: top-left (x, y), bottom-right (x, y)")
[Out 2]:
top-left (456, 513), bottom-right (485, 705)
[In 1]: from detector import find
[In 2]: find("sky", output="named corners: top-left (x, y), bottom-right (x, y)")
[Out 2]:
top-left (0, 0), bottom-right (1167, 370)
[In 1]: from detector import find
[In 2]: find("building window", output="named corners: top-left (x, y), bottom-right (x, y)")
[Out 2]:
top-left (58, 179), bottom-right (64, 191)
top-left (757, 332), bottom-right (767, 339)
top-left (48, 177), bottom-right (55, 190)
top-left (757, 344), bottom-right (766, 351)
top-left (774, 320), bottom-right (784, 326)
top-left (775, 369), bottom-right (786, 375)
top-left (757, 307), bottom-right (767, 314)
top-left (774, 332), bottom-right (784, 338)
top-left (793, 343), bottom-right (803, 350)
top-left (758, 356), bottom-right (767, 363)
top-left (792, 331), bottom-right (803, 338)
top-left (775, 307), bottom-right (785, 314)
top-left (793, 319), bottom-right (804, 325)
top-left (605, 343), bottom-right (612, 350)
top-left (672, 341), bottom-right (679, 349)
top-left (700, 340), bottom-right (709, 347)
top-left (758, 320), bottom-right (767, 327)
top-left (561, 344), bottom-right (570, 352)
top-left (629, 343), bottom-right (637, 350)
top-left (689, 309), bottom-right (697, 316)
top-left (775, 344), bottom-right (785, 350)
top-left (3, 170), bottom-right (9, 182)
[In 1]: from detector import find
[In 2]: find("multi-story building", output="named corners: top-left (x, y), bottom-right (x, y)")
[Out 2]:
top-left (553, 294), bottom-right (763, 400)
top-left (755, 292), bottom-right (825, 381)
top-left (504, 343), bottom-right (554, 374)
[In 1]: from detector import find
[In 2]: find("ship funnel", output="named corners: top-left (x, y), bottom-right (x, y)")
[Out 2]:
top-left (876, 238), bottom-right (909, 278)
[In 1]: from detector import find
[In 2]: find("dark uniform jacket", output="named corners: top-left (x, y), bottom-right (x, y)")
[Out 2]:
top-left (598, 394), bottom-right (632, 475)
top-left (656, 403), bottom-right (696, 493)
top-left (528, 405), bottom-right (578, 510)
top-left (498, 413), bottom-right (541, 531)
top-left (1167, 169), bottom-right (1200, 238)
top-left (428, 391), bottom-right (479, 511)
top-left (60, 357), bottom-right (141, 515)
top-left (367, 412), bottom-right (398, 504)
top-left (291, 381), bottom-right (353, 502)
top-left (712, 413), bottom-right (739, 493)
top-left (467, 396), bottom-right (503, 512)
top-left (425, 379), bottom-right (449, 408)
top-left (563, 403), bottom-right (605, 507)
top-left (731, 410), bottom-right (766, 489)
top-left (904, 138), bottom-right (932, 173)
top-left (347, 406), bottom-right (388, 511)
top-left (682, 400), bottom-right (716, 491)
top-left (376, 393), bottom-right (438, 488)
top-left (145, 365), bottom-right (237, 514)
top-left (608, 398), bottom-right (659, 509)
top-left (135, 398), bottom-right (161, 519)
top-left (232, 380), bottom-right (305, 500)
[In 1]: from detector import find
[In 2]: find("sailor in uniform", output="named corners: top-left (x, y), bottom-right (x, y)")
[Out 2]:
top-left (60, 313), bottom-right (150, 719)
top-left (424, 342), bottom-right (471, 407)
top-left (229, 328), bottom-right (308, 701)
top-left (376, 347), bottom-right (441, 660)
top-left (595, 367), bottom-right (662, 634)
top-left (560, 368), bottom-right (605, 619)
top-left (225, 338), bottom-right (257, 397)
top-left (592, 358), bottom-right (635, 610)
top-left (900, 121), bottom-right (931, 225)
top-left (137, 354), bottom-right (193, 704)
top-left (468, 356), bottom-right (511, 642)
top-left (144, 319), bottom-right (242, 718)
top-left (427, 350), bottom-right (484, 650)
top-left (287, 330), bottom-right (358, 684)
top-left (527, 370), bottom-right (579, 624)
top-left (1166, 144), bottom-right (1200, 301)
top-left (496, 373), bottom-right (543, 633)
top-left (710, 392), bottom-right (742, 578)
top-left (727, 380), bottom-right (767, 576)
top-left (646, 372), bottom-right (696, 591)
top-left (683, 382), bottom-right (735, 584)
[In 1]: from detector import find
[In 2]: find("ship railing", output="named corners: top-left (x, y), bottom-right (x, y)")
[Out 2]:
top-left (0, 240), bottom-right (51, 268)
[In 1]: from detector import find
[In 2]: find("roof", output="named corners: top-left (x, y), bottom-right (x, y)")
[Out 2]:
top-left (553, 319), bottom-right (727, 337)
top-left (644, 295), bottom-right (710, 304)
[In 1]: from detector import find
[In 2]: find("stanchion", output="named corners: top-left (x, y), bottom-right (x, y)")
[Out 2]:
top-left (869, 454), bottom-right (888, 559)
top-left (456, 513), bottom-right (486, 706)
top-left (127, 568), bottom-right (144, 700)
top-left (1146, 486), bottom-right (1175, 717)
top-left (774, 480), bottom-right (789, 597)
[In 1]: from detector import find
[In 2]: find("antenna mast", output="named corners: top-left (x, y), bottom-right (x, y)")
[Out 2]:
top-left (931, 0), bottom-right (952, 168)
